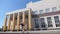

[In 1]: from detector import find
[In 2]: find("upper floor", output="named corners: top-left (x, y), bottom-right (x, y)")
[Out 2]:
top-left (6, 0), bottom-right (60, 15)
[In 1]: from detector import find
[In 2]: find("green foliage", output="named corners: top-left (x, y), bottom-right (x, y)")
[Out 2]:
top-left (0, 28), bottom-right (2, 31)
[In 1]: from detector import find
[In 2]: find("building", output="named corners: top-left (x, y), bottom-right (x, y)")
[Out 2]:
top-left (3, 0), bottom-right (60, 31)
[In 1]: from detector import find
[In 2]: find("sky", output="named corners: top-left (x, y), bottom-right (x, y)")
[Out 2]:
top-left (0, 0), bottom-right (40, 28)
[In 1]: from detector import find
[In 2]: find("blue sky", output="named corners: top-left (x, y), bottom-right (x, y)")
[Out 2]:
top-left (0, 0), bottom-right (40, 28)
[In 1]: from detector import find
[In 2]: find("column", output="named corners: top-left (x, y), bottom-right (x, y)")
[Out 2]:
top-left (51, 16), bottom-right (56, 28)
top-left (58, 15), bottom-right (60, 23)
top-left (12, 14), bottom-right (15, 31)
top-left (17, 13), bottom-right (20, 31)
top-left (28, 10), bottom-right (32, 30)
top-left (3, 16), bottom-right (7, 31)
top-left (44, 17), bottom-right (48, 28)
top-left (7, 15), bottom-right (11, 31)
top-left (22, 12), bottom-right (25, 31)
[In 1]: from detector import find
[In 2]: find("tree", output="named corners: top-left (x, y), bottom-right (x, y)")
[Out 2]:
top-left (0, 28), bottom-right (2, 31)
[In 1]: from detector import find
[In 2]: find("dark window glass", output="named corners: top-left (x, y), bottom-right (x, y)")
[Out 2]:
top-left (56, 23), bottom-right (60, 27)
top-left (47, 17), bottom-right (53, 27)
top-left (34, 18), bottom-right (39, 28)
top-left (45, 8), bottom-right (50, 13)
top-left (59, 6), bottom-right (60, 8)
top-left (54, 16), bottom-right (59, 23)
top-left (39, 10), bottom-right (44, 14)
top-left (54, 16), bottom-right (60, 27)
top-left (52, 7), bottom-right (57, 11)
top-left (40, 18), bottom-right (46, 28)
top-left (33, 11), bottom-right (38, 14)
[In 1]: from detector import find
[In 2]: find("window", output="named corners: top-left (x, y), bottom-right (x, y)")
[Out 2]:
top-left (33, 11), bottom-right (38, 14)
top-left (45, 8), bottom-right (50, 13)
top-left (34, 18), bottom-right (39, 28)
top-left (34, 11), bottom-right (38, 13)
top-left (39, 10), bottom-right (44, 14)
top-left (59, 6), bottom-right (60, 8)
top-left (52, 7), bottom-right (57, 11)
top-left (47, 17), bottom-right (53, 27)
top-left (40, 18), bottom-right (46, 28)
top-left (54, 16), bottom-right (60, 27)
top-left (54, 16), bottom-right (59, 23)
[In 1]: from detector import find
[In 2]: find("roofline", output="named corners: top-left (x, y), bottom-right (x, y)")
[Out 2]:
top-left (6, 8), bottom-right (29, 15)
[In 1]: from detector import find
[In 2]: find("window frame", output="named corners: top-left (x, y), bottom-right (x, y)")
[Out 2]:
top-left (47, 17), bottom-right (53, 27)
top-left (39, 10), bottom-right (44, 14)
top-left (33, 11), bottom-right (38, 14)
top-left (52, 7), bottom-right (57, 11)
top-left (54, 16), bottom-right (60, 27)
top-left (34, 18), bottom-right (39, 28)
top-left (45, 8), bottom-right (50, 13)
top-left (40, 18), bottom-right (46, 28)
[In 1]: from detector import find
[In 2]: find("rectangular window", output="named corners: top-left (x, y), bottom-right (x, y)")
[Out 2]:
top-left (39, 10), bottom-right (44, 14)
top-left (45, 8), bottom-right (50, 13)
top-left (54, 16), bottom-right (59, 23)
top-left (59, 6), bottom-right (60, 8)
top-left (34, 18), bottom-right (39, 28)
top-left (40, 18), bottom-right (46, 28)
top-left (52, 7), bottom-right (57, 11)
top-left (47, 17), bottom-right (53, 27)
top-left (33, 11), bottom-right (38, 14)
top-left (54, 16), bottom-right (60, 27)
